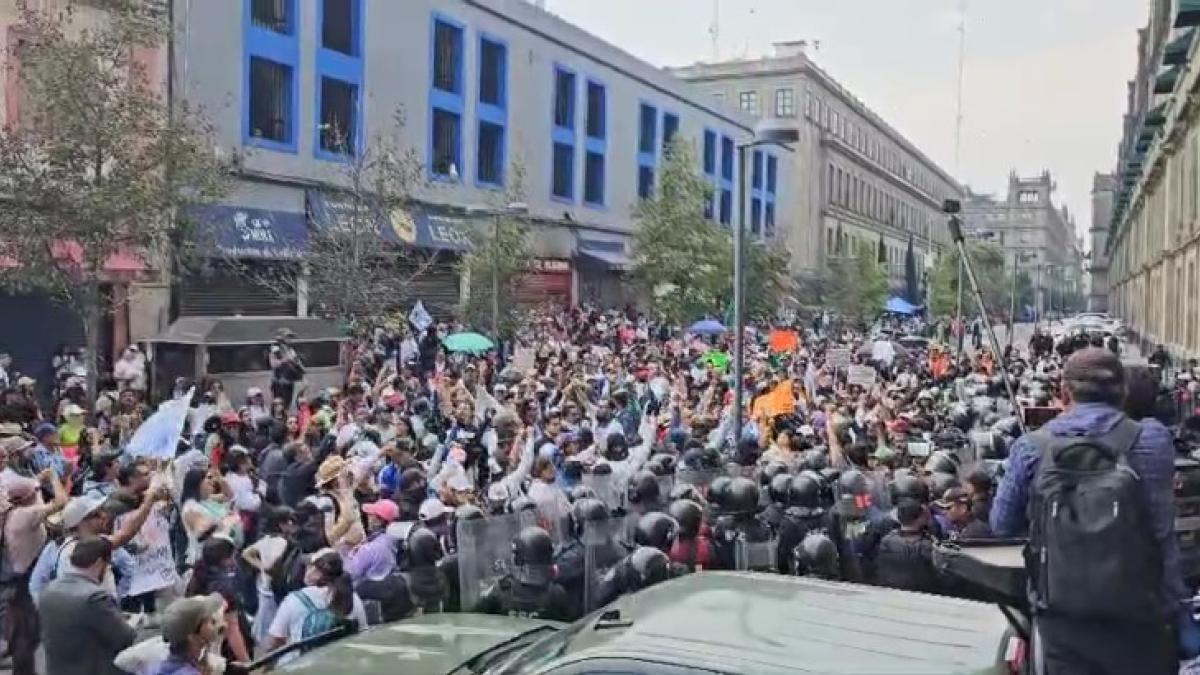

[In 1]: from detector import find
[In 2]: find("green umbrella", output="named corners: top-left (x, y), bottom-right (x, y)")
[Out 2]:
top-left (442, 332), bottom-right (495, 354)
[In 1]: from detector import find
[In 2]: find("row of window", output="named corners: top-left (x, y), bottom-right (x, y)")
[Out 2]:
top-left (824, 228), bottom-right (925, 273)
top-left (245, 0), bottom-right (363, 157)
top-left (699, 131), bottom-right (778, 234)
top-left (827, 163), bottom-right (932, 241)
top-left (803, 89), bottom-right (951, 207)
top-left (733, 87), bottom-right (795, 118)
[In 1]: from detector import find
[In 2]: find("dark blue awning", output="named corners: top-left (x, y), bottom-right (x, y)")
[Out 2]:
top-left (186, 204), bottom-right (307, 259)
top-left (307, 190), bottom-right (475, 252)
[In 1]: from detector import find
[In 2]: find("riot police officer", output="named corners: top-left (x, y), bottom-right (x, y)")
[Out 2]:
top-left (776, 473), bottom-right (830, 575)
top-left (476, 527), bottom-right (572, 620)
top-left (627, 469), bottom-right (664, 516)
top-left (666, 499), bottom-right (714, 572)
top-left (872, 499), bottom-right (940, 594)
top-left (593, 546), bottom-right (676, 607)
top-left (825, 469), bottom-right (888, 582)
top-left (554, 498), bottom-right (614, 619)
top-left (712, 477), bottom-right (775, 571)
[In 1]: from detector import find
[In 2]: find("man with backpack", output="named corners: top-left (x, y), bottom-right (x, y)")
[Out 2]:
top-left (991, 348), bottom-right (1183, 674)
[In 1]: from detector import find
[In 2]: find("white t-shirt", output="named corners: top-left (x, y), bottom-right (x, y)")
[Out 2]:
top-left (224, 472), bottom-right (262, 513)
top-left (268, 586), bottom-right (368, 643)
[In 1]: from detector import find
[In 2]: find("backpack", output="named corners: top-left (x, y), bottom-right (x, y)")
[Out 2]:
top-left (293, 589), bottom-right (338, 640)
top-left (1026, 418), bottom-right (1163, 621)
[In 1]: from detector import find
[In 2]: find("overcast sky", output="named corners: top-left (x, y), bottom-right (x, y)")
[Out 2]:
top-left (545, 0), bottom-right (1147, 249)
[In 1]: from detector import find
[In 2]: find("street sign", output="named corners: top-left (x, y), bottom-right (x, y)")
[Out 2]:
top-left (847, 365), bottom-right (877, 388)
top-left (828, 348), bottom-right (852, 369)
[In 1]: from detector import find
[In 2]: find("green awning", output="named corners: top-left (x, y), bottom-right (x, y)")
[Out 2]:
top-left (1177, 0), bottom-right (1200, 27)
top-left (1156, 66), bottom-right (1181, 94)
top-left (1165, 29), bottom-right (1197, 65)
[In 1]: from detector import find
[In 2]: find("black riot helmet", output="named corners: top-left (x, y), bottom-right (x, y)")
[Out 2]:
top-left (455, 504), bottom-right (485, 522)
top-left (570, 497), bottom-right (609, 537)
top-left (797, 532), bottom-right (840, 580)
top-left (725, 477), bottom-right (761, 516)
top-left (627, 470), bottom-right (662, 506)
top-left (626, 546), bottom-right (672, 591)
top-left (800, 449), bottom-right (829, 472)
top-left (761, 462), bottom-right (789, 486)
top-left (768, 473), bottom-right (793, 505)
top-left (589, 461), bottom-right (614, 477)
top-left (644, 458), bottom-right (670, 477)
top-left (568, 484), bottom-right (597, 503)
top-left (787, 473), bottom-right (822, 509)
top-left (562, 458), bottom-right (585, 483)
top-left (925, 450), bottom-right (960, 476)
top-left (510, 495), bottom-right (538, 515)
top-left (667, 499), bottom-right (704, 538)
top-left (668, 482), bottom-right (705, 504)
top-left (837, 469), bottom-right (870, 497)
top-left (512, 526), bottom-right (555, 566)
top-left (407, 527), bottom-right (445, 568)
top-left (633, 512), bottom-right (680, 552)
top-left (930, 472), bottom-right (962, 500)
top-left (708, 475), bottom-right (734, 511)
top-left (605, 432), bottom-right (630, 462)
top-left (890, 474), bottom-right (930, 504)
top-left (651, 453), bottom-right (677, 474)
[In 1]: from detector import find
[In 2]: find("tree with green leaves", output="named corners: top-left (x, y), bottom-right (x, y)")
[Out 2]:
top-left (0, 0), bottom-right (227, 397)
top-left (929, 243), bottom-right (1010, 318)
top-left (828, 250), bottom-right (888, 325)
top-left (458, 166), bottom-right (532, 339)
top-left (632, 138), bottom-right (733, 324)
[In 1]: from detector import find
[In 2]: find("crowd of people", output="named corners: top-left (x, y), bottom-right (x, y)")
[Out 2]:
top-left (0, 305), bottom-right (1193, 674)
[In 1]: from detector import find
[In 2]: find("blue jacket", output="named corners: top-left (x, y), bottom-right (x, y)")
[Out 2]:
top-left (990, 402), bottom-right (1184, 610)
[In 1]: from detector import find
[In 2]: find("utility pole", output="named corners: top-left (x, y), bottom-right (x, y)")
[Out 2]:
top-left (491, 213), bottom-right (500, 340)
top-left (1007, 254), bottom-right (1018, 352)
top-left (953, 0), bottom-right (967, 174)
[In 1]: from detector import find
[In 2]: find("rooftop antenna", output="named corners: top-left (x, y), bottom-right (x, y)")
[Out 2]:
top-left (953, 0), bottom-right (967, 174)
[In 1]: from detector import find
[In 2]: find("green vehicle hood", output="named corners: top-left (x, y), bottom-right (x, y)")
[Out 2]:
top-left (278, 613), bottom-right (558, 675)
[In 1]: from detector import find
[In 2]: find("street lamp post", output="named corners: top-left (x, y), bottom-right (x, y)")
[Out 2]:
top-left (732, 119), bottom-right (799, 445)
top-left (478, 202), bottom-right (528, 346)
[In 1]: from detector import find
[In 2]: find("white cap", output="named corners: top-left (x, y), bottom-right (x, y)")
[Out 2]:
top-left (63, 404), bottom-right (86, 418)
top-left (62, 496), bottom-right (105, 530)
top-left (247, 387), bottom-right (264, 397)
top-left (418, 498), bottom-right (448, 522)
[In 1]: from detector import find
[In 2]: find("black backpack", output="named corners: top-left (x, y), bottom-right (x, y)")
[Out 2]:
top-left (1026, 418), bottom-right (1163, 621)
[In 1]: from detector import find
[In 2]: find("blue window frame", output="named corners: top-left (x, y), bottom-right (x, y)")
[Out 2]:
top-left (551, 64), bottom-right (577, 201)
top-left (717, 134), bottom-right (734, 225)
top-left (662, 112), bottom-right (679, 153)
top-left (315, 0), bottom-right (363, 159)
top-left (244, 0), bottom-right (299, 153)
top-left (638, 102), bottom-right (658, 199)
top-left (584, 78), bottom-right (607, 207)
top-left (749, 151), bottom-right (766, 235)
top-left (702, 129), bottom-right (717, 219)
top-left (765, 154), bottom-right (778, 237)
top-left (477, 34), bottom-right (507, 187)
top-left (429, 13), bottom-right (464, 179)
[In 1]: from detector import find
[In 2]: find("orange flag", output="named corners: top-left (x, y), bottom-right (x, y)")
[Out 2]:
top-left (768, 328), bottom-right (800, 354)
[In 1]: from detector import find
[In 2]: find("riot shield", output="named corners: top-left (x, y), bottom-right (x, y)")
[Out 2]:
top-left (656, 474), bottom-right (675, 501)
top-left (456, 513), bottom-right (521, 613)
top-left (582, 518), bottom-right (627, 612)
top-left (865, 468), bottom-right (891, 513)
top-left (734, 535), bottom-right (779, 573)
top-left (583, 472), bottom-right (621, 512)
top-left (675, 468), bottom-right (720, 492)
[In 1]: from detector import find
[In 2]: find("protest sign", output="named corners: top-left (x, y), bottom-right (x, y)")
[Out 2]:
top-left (827, 348), bottom-right (852, 369)
top-left (513, 346), bottom-right (536, 371)
top-left (847, 365), bottom-right (877, 388)
top-left (124, 509), bottom-right (179, 596)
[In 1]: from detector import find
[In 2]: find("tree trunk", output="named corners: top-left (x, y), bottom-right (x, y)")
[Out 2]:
top-left (82, 279), bottom-right (102, 405)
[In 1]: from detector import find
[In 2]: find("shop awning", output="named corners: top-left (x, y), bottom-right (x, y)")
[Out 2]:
top-left (0, 240), bottom-right (146, 279)
top-left (578, 238), bottom-right (632, 271)
top-left (307, 190), bottom-right (475, 252)
top-left (1155, 66), bottom-right (1181, 94)
top-left (184, 204), bottom-right (307, 259)
top-left (1165, 29), bottom-right (1196, 65)
top-left (1177, 0), bottom-right (1200, 27)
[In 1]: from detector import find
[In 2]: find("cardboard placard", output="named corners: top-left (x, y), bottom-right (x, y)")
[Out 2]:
top-left (512, 347), bottom-right (536, 371)
top-left (847, 365), bottom-right (877, 388)
top-left (827, 348), bottom-right (852, 369)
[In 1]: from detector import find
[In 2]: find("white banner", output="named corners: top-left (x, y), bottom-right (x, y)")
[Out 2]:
top-left (127, 388), bottom-right (194, 460)
top-left (827, 348), bottom-right (852, 369)
top-left (122, 508), bottom-right (179, 597)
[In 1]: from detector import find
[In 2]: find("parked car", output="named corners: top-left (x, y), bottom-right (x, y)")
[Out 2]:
top-left (277, 572), bottom-right (1018, 675)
